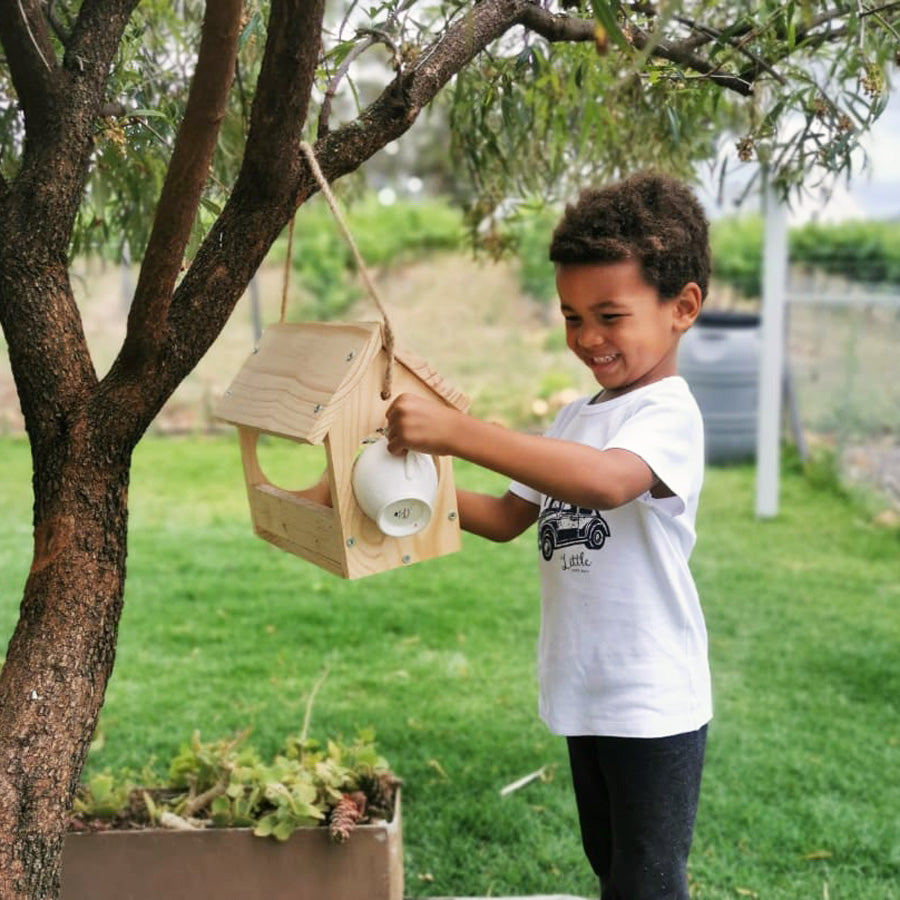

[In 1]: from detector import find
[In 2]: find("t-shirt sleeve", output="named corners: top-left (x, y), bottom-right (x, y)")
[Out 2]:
top-left (509, 479), bottom-right (541, 506)
top-left (604, 389), bottom-right (704, 515)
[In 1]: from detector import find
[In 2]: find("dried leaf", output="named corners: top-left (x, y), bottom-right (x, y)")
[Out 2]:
top-left (427, 758), bottom-right (449, 780)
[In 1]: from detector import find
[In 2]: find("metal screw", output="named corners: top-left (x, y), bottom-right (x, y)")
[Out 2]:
top-left (402, 555), bottom-right (412, 565)
top-left (252, 346), bottom-right (259, 354)
top-left (225, 390), bottom-right (232, 397)
top-left (346, 538), bottom-right (356, 547)
top-left (313, 404), bottom-right (324, 414)
top-left (346, 350), bottom-right (356, 362)
top-left (448, 511), bottom-right (458, 521)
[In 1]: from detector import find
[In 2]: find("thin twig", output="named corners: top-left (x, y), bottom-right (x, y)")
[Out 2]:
top-left (318, 35), bottom-right (377, 138)
top-left (871, 9), bottom-right (900, 38)
top-left (318, 27), bottom-right (404, 138)
top-left (338, 0), bottom-right (361, 42)
top-left (673, 15), bottom-right (786, 85)
top-left (182, 777), bottom-right (228, 818)
top-left (300, 666), bottom-right (330, 744)
top-left (17, 0), bottom-right (53, 72)
top-left (499, 765), bottom-right (549, 797)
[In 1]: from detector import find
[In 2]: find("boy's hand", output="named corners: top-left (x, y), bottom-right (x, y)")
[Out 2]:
top-left (385, 393), bottom-right (460, 456)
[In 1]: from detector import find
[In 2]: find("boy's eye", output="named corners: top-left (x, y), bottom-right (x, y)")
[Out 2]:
top-left (598, 313), bottom-right (623, 323)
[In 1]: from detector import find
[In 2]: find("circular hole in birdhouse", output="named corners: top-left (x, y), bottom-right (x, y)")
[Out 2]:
top-left (255, 434), bottom-right (332, 507)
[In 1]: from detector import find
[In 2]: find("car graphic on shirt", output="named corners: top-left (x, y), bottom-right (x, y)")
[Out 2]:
top-left (538, 499), bottom-right (610, 561)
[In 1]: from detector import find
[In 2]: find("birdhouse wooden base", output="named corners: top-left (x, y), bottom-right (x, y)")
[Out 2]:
top-left (214, 322), bottom-right (469, 579)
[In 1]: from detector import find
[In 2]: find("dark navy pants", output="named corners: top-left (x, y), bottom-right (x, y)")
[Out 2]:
top-left (566, 726), bottom-right (707, 900)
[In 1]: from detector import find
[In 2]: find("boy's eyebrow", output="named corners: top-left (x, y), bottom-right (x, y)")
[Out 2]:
top-left (560, 299), bottom-right (628, 311)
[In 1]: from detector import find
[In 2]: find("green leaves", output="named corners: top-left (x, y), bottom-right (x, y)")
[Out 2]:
top-left (279, 196), bottom-right (464, 321)
top-left (72, 772), bottom-right (136, 821)
top-left (254, 777), bottom-right (324, 841)
top-left (72, 727), bottom-right (397, 843)
top-left (709, 216), bottom-right (900, 300)
top-left (5, 0), bottom-right (898, 263)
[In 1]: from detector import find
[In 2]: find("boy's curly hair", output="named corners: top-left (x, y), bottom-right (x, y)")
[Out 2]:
top-left (549, 171), bottom-right (710, 301)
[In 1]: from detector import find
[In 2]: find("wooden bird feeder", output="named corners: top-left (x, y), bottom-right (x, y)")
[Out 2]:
top-left (214, 320), bottom-right (469, 579)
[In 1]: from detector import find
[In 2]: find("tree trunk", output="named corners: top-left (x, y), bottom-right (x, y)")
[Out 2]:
top-left (0, 432), bottom-right (132, 899)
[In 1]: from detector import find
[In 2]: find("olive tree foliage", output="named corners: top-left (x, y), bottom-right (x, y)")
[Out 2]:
top-left (450, 2), bottom-right (899, 206)
top-left (1, 1), bottom-right (895, 262)
top-left (0, 1), bottom-right (897, 899)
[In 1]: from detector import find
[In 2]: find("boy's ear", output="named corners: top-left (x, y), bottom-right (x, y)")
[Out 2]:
top-left (672, 282), bottom-right (703, 333)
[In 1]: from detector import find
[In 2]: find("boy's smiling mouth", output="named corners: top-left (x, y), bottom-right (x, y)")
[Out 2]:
top-left (586, 353), bottom-right (620, 367)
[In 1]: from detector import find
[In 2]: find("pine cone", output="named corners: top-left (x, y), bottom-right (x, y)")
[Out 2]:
top-left (358, 771), bottom-right (402, 821)
top-left (329, 792), bottom-right (366, 843)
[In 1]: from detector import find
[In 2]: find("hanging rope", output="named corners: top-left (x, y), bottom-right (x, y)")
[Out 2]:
top-left (298, 141), bottom-right (396, 400)
top-left (279, 213), bottom-right (296, 324)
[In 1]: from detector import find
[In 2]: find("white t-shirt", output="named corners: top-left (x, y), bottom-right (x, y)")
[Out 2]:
top-left (510, 376), bottom-right (712, 738)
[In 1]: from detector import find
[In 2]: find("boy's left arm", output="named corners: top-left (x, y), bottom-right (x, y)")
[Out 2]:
top-left (386, 393), bottom-right (656, 511)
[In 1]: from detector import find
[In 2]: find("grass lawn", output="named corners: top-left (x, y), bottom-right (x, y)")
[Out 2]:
top-left (1, 434), bottom-right (898, 898)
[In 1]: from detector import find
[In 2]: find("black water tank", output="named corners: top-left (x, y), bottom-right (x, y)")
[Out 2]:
top-left (678, 311), bottom-right (761, 464)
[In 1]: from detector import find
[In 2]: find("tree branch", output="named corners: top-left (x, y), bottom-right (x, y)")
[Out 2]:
top-left (103, 0), bottom-right (505, 443)
top-left (673, 16), bottom-right (786, 86)
top-left (629, 22), bottom-right (755, 94)
top-left (99, 0), bottom-right (327, 442)
top-left (119, 0), bottom-right (242, 369)
top-left (516, 5), bottom-right (595, 42)
top-left (134, 0), bottom-right (754, 432)
top-left (0, 1), bottom-right (140, 449)
top-left (233, 0), bottom-right (328, 213)
top-left (0, 0), bottom-right (57, 124)
top-left (518, 5), bottom-right (755, 95)
top-left (793, 1), bottom-right (900, 40)
top-left (64, 1), bottom-right (142, 91)
top-left (9, 1), bottom-right (140, 256)
top-left (730, 2), bottom-right (900, 83)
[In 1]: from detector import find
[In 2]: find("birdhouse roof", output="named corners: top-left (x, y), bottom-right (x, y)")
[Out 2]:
top-left (214, 321), bottom-right (468, 444)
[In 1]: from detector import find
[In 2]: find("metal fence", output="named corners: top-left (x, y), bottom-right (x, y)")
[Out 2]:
top-left (786, 273), bottom-right (900, 510)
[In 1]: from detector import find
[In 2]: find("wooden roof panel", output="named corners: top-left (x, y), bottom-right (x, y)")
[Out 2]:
top-left (214, 320), bottom-right (469, 441)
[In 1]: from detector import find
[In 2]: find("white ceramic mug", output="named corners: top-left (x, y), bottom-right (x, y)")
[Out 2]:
top-left (352, 438), bottom-right (438, 537)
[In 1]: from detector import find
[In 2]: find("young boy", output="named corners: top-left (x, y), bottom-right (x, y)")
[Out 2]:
top-left (385, 171), bottom-right (712, 900)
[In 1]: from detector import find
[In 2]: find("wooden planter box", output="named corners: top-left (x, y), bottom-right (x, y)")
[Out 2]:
top-left (61, 793), bottom-right (403, 900)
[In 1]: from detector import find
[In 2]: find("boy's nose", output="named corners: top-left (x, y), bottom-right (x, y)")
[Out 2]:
top-left (577, 324), bottom-right (606, 350)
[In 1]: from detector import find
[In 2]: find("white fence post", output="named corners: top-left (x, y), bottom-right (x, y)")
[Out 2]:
top-left (755, 172), bottom-right (788, 518)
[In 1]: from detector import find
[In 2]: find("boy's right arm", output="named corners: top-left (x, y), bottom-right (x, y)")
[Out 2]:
top-left (457, 489), bottom-right (538, 543)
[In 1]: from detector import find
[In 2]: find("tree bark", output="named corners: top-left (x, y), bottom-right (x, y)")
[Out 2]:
top-left (0, 157), bottom-right (134, 896)
top-left (0, 443), bottom-right (130, 898)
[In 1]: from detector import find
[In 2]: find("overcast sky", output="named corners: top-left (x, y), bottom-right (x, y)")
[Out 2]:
top-left (838, 90), bottom-right (900, 222)
top-left (697, 90), bottom-right (900, 225)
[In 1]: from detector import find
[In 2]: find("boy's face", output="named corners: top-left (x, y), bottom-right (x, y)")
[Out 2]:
top-left (557, 260), bottom-right (701, 401)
